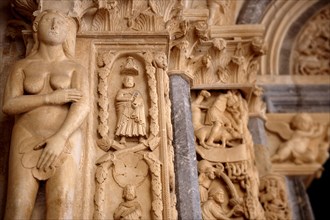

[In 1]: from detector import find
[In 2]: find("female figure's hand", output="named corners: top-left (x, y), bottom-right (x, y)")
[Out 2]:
top-left (45, 89), bottom-right (82, 105)
top-left (34, 135), bottom-right (67, 171)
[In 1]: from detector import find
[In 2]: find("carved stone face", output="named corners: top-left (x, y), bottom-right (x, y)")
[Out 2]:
top-left (37, 12), bottom-right (68, 46)
top-left (213, 190), bottom-right (225, 204)
top-left (202, 56), bottom-right (211, 68)
top-left (123, 76), bottom-right (134, 88)
top-left (124, 185), bottom-right (136, 201)
top-left (155, 53), bottom-right (168, 69)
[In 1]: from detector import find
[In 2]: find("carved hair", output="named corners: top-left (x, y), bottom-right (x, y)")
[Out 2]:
top-left (29, 10), bottom-right (77, 58)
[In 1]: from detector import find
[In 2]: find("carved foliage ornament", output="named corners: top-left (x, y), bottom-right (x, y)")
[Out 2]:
top-left (78, 0), bottom-right (180, 32)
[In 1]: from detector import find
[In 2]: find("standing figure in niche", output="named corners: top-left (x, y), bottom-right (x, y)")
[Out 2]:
top-left (114, 184), bottom-right (142, 220)
top-left (2, 10), bottom-right (89, 219)
top-left (115, 76), bottom-right (147, 144)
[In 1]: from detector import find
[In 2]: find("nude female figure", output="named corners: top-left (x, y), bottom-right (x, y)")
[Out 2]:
top-left (2, 10), bottom-right (89, 219)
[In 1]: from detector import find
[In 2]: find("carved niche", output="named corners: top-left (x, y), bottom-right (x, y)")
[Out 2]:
top-left (266, 113), bottom-right (330, 177)
top-left (192, 89), bottom-right (266, 220)
top-left (92, 40), bottom-right (176, 219)
top-left (291, 5), bottom-right (330, 75)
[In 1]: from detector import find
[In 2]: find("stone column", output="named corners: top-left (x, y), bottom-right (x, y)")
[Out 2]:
top-left (286, 176), bottom-right (315, 220)
top-left (169, 73), bottom-right (202, 220)
top-left (248, 116), bottom-right (272, 176)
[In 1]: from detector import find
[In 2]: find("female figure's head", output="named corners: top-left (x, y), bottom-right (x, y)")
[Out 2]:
top-left (36, 11), bottom-right (68, 46)
top-left (30, 10), bottom-right (77, 57)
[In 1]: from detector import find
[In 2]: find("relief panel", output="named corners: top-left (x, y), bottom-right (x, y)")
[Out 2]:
top-left (191, 89), bottom-right (266, 220)
top-left (266, 113), bottom-right (330, 177)
top-left (91, 39), bottom-right (176, 219)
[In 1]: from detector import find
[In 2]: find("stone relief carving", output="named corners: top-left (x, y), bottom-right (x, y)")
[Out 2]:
top-left (115, 75), bottom-right (147, 145)
top-left (94, 49), bottom-right (175, 219)
top-left (183, 0), bottom-right (237, 26)
top-left (75, 0), bottom-right (180, 32)
top-left (192, 90), bottom-right (243, 149)
top-left (266, 113), bottom-right (329, 165)
top-left (114, 184), bottom-right (143, 220)
top-left (170, 33), bottom-right (266, 86)
top-left (259, 174), bottom-right (291, 220)
top-left (292, 6), bottom-right (330, 75)
top-left (248, 85), bottom-right (266, 119)
top-left (2, 10), bottom-right (89, 219)
top-left (192, 89), bottom-right (266, 220)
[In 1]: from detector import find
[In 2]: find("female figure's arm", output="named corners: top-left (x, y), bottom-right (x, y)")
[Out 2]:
top-left (36, 64), bottom-right (90, 170)
top-left (3, 63), bottom-right (82, 115)
top-left (3, 64), bottom-right (45, 115)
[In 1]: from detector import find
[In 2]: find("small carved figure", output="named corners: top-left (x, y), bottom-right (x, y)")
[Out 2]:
top-left (193, 54), bottom-right (215, 85)
top-left (202, 188), bottom-right (242, 220)
top-left (192, 90), bottom-right (241, 149)
top-left (248, 85), bottom-right (266, 119)
top-left (206, 0), bottom-right (235, 26)
top-left (2, 10), bottom-right (89, 219)
top-left (198, 160), bottom-right (220, 203)
top-left (115, 76), bottom-right (147, 144)
top-left (259, 175), bottom-right (291, 220)
top-left (204, 91), bottom-right (241, 147)
top-left (267, 113), bottom-right (327, 164)
top-left (114, 184), bottom-right (143, 220)
top-left (153, 52), bottom-right (168, 70)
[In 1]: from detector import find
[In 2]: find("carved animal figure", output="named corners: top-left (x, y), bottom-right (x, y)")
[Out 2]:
top-left (192, 90), bottom-right (241, 149)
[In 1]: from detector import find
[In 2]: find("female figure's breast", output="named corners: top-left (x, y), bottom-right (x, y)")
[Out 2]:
top-left (50, 74), bottom-right (71, 90)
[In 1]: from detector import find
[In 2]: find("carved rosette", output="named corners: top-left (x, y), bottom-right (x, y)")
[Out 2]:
top-left (291, 6), bottom-right (330, 76)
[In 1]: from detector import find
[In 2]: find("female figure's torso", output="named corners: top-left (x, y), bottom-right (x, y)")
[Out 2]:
top-left (16, 58), bottom-right (78, 138)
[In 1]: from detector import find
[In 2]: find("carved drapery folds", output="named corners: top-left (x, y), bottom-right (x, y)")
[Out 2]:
top-left (94, 46), bottom-right (175, 219)
top-left (291, 6), bottom-right (330, 76)
top-left (266, 113), bottom-right (330, 179)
